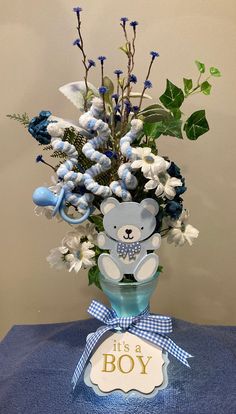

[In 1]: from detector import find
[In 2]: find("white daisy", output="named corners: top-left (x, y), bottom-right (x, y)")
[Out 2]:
top-left (63, 222), bottom-right (98, 245)
top-left (34, 205), bottom-right (63, 222)
top-left (49, 175), bottom-right (64, 195)
top-left (131, 147), bottom-right (169, 178)
top-left (47, 235), bottom-right (95, 273)
top-left (145, 173), bottom-right (182, 200)
top-left (47, 246), bottom-right (68, 270)
top-left (165, 210), bottom-right (199, 247)
top-left (64, 240), bottom-right (95, 273)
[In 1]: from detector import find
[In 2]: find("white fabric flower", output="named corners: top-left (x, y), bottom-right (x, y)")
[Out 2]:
top-left (34, 205), bottom-right (63, 222)
top-left (131, 147), bottom-right (169, 177)
top-left (145, 173), bottom-right (182, 200)
top-left (47, 234), bottom-right (95, 273)
top-left (165, 210), bottom-right (199, 247)
top-left (64, 240), bottom-right (95, 273)
top-left (47, 246), bottom-right (68, 270)
top-left (49, 175), bottom-right (64, 195)
top-left (63, 222), bottom-right (98, 244)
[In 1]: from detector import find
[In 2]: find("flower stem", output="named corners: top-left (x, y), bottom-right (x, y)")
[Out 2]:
top-left (138, 58), bottom-right (155, 110)
top-left (75, 12), bottom-right (89, 111)
top-left (100, 62), bottom-right (106, 115)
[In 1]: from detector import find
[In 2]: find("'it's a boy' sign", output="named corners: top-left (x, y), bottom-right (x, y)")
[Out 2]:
top-left (89, 332), bottom-right (167, 394)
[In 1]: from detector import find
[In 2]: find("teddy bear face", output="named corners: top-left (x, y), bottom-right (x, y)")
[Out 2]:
top-left (101, 198), bottom-right (159, 242)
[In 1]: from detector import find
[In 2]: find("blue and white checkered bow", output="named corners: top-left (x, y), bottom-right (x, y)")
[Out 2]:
top-left (71, 300), bottom-right (193, 389)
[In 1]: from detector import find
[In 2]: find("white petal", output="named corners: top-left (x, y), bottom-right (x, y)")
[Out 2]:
top-left (131, 160), bottom-right (143, 169)
top-left (164, 185), bottom-right (176, 200)
top-left (145, 179), bottom-right (158, 190)
top-left (155, 183), bottom-right (164, 197)
top-left (143, 147), bottom-right (151, 156)
top-left (65, 254), bottom-right (75, 262)
top-left (58, 246), bottom-right (67, 254)
top-left (74, 260), bottom-right (82, 273)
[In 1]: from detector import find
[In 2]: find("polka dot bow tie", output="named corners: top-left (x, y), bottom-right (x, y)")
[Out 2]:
top-left (117, 241), bottom-right (141, 259)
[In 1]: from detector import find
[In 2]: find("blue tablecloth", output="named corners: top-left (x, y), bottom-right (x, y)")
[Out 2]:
top-left (0, 318), bottom-right (236, 414)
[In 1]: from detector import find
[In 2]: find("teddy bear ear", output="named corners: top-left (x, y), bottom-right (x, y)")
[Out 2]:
top-left (140, 198), bottom-right (159, 216)
top-left (100, 197), bottom-right (120, 215)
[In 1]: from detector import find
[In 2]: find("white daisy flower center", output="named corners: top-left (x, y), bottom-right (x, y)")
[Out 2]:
top-left (144, 155), bottom-right (155, 164)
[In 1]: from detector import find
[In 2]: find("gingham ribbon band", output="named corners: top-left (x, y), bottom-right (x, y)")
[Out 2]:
top-left (71, 300), bottom-right (193, 389)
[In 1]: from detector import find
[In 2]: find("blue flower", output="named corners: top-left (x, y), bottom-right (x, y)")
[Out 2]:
top-left (88, 59), bottom-right (96, 68)
top-left (167, 162), bottom-right (182, 179)
top-left (104, 150), bottom-right (118, 159)
top-left (129, 74), bottom-right (137, 84)
top-left (114, 69), bottom-right (123, 76)
top-left (175, 184), bottom-right (187, 197)
top-left (120, 17), bottom-right (129, 24)
top-left (28, 111), bottom-right (52, 145)
top-left (98, 56), bottom-right (106, 63)
top-left (130, 21), bottom-right (138, 28)
top-left (132, 105), bottom-right (139, 113)
top-left (124, 100), bottom-right (132, 113)
top-left (114, 104), bottom-right (121, 112)
top-left (165, 200), bottom-right (183, 219)
top-left (73, 7), bottom-right (82, 13)
top-left (36, 154), bottom-right (43, 163)
top-left (73, 38), bottom-right (80, 46)
top-left (112, 93), bottom-right (119, 101)
top-left (144, 80), bottom-right (152, 89)
top-left (99, 86), bottom-right (108, 94)
top-left (150, 51), bottom-right (159, 59)
top-left (115, 114), bottom-right (121, 122)
top-left (175, 177), bottom-right (187, 196)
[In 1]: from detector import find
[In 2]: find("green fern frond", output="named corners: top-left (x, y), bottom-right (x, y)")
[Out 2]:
top-left (51, 151), bottom-right (67, 159)
top-left (42, 144), bottom-right (53, 151)
top-left (7, 112), bottom-right (30, 127)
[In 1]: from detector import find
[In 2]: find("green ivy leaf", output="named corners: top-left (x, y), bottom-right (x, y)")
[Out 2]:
top-left (210, 67), bottom-right (221, 77)
top-left (143, 122), bottom-right (159, 137)
top-left (89, 215), bottom-right (104, 232)
top-left (162, 118), bottom-right (183, 139)
top-left (195, 60), bottom-right (205, 73)
top-left (171, 108), bottom-right (182, 120)
top-left (159, 80), bottom-right (184, 110)
top-left (88, 266), bottom-right (101, 289)
top-left (183, 78), bottom-right (193, 95)
top-left (143, 117), bottom-right (183, 139)
top-left (184, 110), bottom-right (209, 140)
top-left (201, 81), bottom-right (212, 95)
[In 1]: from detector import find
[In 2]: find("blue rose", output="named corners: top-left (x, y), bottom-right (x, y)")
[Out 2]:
top-left (28, 110), bottom-right (52, 145)
top-left (165, 200), bottom-right (183, 219)
top-left (167, 161), bottom-right (182, 179)
top-left (175, 178), bottom-right (187, 196)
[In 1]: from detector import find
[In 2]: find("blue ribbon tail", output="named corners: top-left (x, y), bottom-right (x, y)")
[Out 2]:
top-left (129, 327), bottom-right (193, 368)
top-left (71, 325), bottom-right (111, 390)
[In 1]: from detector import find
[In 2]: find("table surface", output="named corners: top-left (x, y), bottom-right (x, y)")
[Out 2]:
top-left (0, 317), bottom-right (236, 414)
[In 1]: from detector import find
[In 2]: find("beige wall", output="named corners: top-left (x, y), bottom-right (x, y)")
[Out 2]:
top-left (1, 0), bottom-right (236, 340)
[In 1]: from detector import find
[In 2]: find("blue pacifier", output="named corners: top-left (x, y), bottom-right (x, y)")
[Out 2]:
top-left (32, 186), bottom-right (91, 224)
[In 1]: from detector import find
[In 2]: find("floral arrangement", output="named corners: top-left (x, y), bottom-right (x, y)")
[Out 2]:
top-left (8, 7), bottom-right (221, 288)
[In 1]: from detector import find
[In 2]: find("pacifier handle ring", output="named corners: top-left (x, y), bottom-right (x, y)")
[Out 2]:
top-left (52, 187), bottom-right (65, 216)
top-left (59, 204), bottom-right (92, 224)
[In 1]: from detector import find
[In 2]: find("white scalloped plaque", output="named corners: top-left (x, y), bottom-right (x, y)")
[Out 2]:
top-left (89, 332), bottom-right (165, 394)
